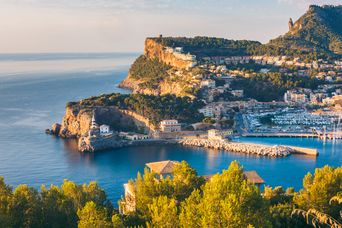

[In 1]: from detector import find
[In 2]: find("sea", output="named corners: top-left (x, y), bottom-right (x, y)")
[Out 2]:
top-left (0, 53), bottom-right (341, 204)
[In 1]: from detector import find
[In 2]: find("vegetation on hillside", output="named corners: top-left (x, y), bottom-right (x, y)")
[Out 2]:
top-left (1, 162), bottom-right (340, 227)
top-left (251, 5), bottom-right (342, 59)
top-left (231, 73), bottom-right (323, 101)
top-left (153, 36), bottom-right (261, 57)
top-left (68, 93), bottom-right (205, 126)
top-left (129, 55), bottom-right (171, 89)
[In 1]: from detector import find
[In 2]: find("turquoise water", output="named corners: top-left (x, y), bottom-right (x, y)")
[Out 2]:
top-left (0, 53), bottom-right (340, 204)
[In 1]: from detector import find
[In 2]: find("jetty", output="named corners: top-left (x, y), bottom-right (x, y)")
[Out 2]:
top-left (242, 133), bottom-right (317, 138)
top-left (179, 138), bottom-right (318, 157)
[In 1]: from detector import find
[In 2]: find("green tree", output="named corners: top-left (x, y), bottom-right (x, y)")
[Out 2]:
top-left (40, 185), bottom-right (77, 228)
top-left (147, 196), bottom-right (179, 228)
top-left (179, 190), bottom-right (202, 228)
top-left (0, 177), bottom-right (12, 227)
top-left (8, 185), bottom-right (43, 228)
top-left (77, 201), bottom-right (112, 228)
top-left (62, 180), bottom-right (85, 210)
top-left (181, 161), bottom-right (272, 228)
top-left (111, 214), bottom-right (124, 228)
top-left (293, 165), bottom-right (342, 220)
top-left (134, 168), bottom-right (173, 219)
top-left (172, 161), bottom-right (205, 202)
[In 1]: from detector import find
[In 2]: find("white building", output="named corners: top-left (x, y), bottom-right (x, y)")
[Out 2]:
top-left (160, 120), bottom-right (181, 133)
top-left (100, 125), bottom-right (110, 134)
top-left (201, 79), bottom-right (216, 88)
top-left (231, 90), bottom-right (244, 98)
top-left (119, 132), bottom-right (149, 141)
top-left (199, 106), bottom-right (214, 117)
top-left (284, 90), bottom-right (308, 103)
top-left (98, 124), bottom-right (113, 137)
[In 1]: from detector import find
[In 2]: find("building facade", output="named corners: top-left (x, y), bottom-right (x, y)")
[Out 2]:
top-left (160, 120), bottom-right (181, 133)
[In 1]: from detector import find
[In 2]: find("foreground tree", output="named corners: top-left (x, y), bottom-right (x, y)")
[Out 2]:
top-left (0, 177), bottom-right (12, 227)
top-left (77, 201), bottom-right (112, 228)
top-left (8, 185), bottom-right (42, 228)
top-left (180, 161), bottom-right (272, 228)
top-left (40, 185), bottom-right (77, 228)
top-left (147, 196), bottom-right (179, 228)
top-left (293, 165), bottom-right (342, 220)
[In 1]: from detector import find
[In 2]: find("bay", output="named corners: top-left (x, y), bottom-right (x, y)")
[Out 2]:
top-left (0, 53), bottom-right (340, 204)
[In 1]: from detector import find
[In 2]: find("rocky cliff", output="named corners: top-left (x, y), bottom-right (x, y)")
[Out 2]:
top-left (58, 105), bottom-right (153, 138)
top-left (144, 38), bottom-right (196, 70)
top-left (120, 72), bottom-right (198, 98)
top-left (119, 38), bottom-right (200, 98)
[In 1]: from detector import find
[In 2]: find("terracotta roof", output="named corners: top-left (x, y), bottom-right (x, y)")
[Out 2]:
top-left (202, 171), bottom-right (265, 185)
top-left (145, 160), bottom-right (179, 175)
top-left (243, 171), bottom-right (265, 184)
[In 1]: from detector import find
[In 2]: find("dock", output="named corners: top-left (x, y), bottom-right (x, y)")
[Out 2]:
top-left (242, 133), bottom-right (317, 138)
top-left (288, 146), bottom-right (319, 156)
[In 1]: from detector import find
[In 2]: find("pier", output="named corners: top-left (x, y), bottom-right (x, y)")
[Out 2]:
top-left (242, 133), bottom-right (317, 138)
top-left (288, 146), bottom-right (318, 156)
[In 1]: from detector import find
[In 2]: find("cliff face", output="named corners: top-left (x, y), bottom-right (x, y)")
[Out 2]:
top-left (119, 38), bottom-right (200, 98)
top-left (120, 72), bottom-right (196, 98)
top-left (144, 38), bottom-right (196, 70)
top-left (59, 106), bottom-right (153, 138)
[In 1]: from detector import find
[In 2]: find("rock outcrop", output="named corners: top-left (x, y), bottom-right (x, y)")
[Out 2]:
top-left (57, 105), bottom-right (153, 138)
top-left (119, 72), bottom-right (197, 98)
top-left (144, 38), bottom-right (196, 70)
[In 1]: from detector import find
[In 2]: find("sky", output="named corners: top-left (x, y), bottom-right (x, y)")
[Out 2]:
top-left (0, 0), bottom-right (340, 53)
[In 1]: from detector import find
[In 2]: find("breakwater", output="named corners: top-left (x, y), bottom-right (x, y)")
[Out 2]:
top-left (179, 138), bottom-right (318, 157)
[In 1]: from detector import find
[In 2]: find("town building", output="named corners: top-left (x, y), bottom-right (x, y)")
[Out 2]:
top-left (146, 160), bottom-right (180, 178)
top-left (160, 120), bottom-right (181, 133)
top-left (284, 90), bottom-right (308, 103)
top-left (200, 79), bottom-right (216, 88)
top-left (199, 106), bottom-right (214, 117)
top-left (119, 132), bottom-right (149, 141)
top-left (231, 90), bottom-right (244, 98)
top-left (208, 129), bottom-right (224, 140)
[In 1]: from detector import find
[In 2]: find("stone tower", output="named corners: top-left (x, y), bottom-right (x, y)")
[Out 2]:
top-left (288, 18), bottom-right (294, 31)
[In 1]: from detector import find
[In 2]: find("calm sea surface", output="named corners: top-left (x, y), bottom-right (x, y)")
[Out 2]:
top-left (0, 53), bottom-right (341, 204)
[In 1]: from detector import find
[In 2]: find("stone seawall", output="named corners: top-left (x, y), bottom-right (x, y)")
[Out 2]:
top-left (179, 139), bottom-right (292, 157)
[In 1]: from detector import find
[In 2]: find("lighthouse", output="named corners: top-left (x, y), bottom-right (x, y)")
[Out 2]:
top-left (88, 111), bottom-right (100, 137)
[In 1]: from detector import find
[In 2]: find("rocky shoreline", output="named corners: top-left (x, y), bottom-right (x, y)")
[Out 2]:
top-left (179, 138), bottom-right (293, 157)
top-left (78, 135), bottom-right (174, 153)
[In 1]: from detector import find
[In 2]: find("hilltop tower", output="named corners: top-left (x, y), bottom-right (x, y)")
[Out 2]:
top-left (288, 18), bottom-right (294, 31)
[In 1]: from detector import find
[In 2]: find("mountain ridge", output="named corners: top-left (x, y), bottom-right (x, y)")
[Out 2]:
top-left (256, 5), bottom-right (342, 57)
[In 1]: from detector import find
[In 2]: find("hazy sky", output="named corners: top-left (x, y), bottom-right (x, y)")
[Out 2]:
top-left (0, 0), bottom-right (340, 53)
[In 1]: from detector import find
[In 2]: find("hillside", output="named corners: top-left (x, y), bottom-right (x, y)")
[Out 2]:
top-left (253, 5), bottom-right (342, 58)
top-left (120, 37), bottom-right (260, 97)
top-left (155, 36), bottom-right (261, 57)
